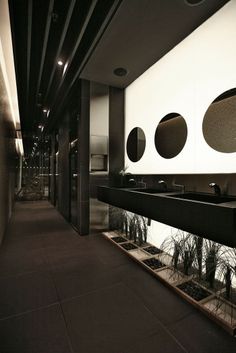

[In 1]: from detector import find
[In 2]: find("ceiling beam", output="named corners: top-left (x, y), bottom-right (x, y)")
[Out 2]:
top-left (47, 0), bottom-right (99, 108)
top-left (45, 0), bottom-right (123, 133)
top-left (44, 0), bottom-right (77, 103)
top-left (34, 0), bottom-right (54, 114)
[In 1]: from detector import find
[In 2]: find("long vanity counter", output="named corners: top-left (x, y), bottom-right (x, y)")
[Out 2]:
top-left (97, 186), bottom-right (236, 247)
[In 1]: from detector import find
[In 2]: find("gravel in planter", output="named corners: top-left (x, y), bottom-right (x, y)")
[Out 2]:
top-left (142, 257), bottom-right (165, 270)
top-left (144, 246), bottom-right (163, 255)
top-left (120, 242), bottom-right (138, 251)
top-left (111, 236), bottom-right (127, 243)
top-left (177, 280), bottom-right (211, 302)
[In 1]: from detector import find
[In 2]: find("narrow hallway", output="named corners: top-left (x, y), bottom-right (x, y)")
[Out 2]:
top-left (0, 201), bottom-right (235, 353)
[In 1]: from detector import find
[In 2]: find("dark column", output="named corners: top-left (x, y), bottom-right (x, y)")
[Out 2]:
top-left (49, 132), bottom-right (56, 205)
top-left (109, 87), bottom-right (125, 186)
top-left (77, 79), bottom-right (90, 235)
top-left (58, 112), bottom-right (70, 220)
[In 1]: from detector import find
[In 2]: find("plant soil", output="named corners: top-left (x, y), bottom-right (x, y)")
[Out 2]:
top-left (177, 280), bottom-right (211, 301)
top-left (111, 236), bottom-right (127, 243)
top-left (142, 257), bottom-right (165, 270)
top-left (120, 242), bottom-right (137, 251)
top-left (144, 246), bottom-right (163, 255)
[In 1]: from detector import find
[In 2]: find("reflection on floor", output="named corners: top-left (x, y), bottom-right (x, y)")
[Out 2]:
top-left (0, 201), bottom-right (235, 353)
top-left (90, 197), bottom-right (108, 233)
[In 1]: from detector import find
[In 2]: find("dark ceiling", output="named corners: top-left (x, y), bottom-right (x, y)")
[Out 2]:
top-left (81, 0), bottom-right (229, 87)
top-left (9, 0), bottom-right (229, 157)
top-left (9, 0), bottom-right (121, 157)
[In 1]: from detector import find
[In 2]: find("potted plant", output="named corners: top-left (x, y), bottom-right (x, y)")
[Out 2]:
top-left (180, 233), bottom-right (196, 276)
top-left (194, 236), bottom-right (204, 280)
top-left (109, 206), bottom-right (128, 235)
top-left (161, 230), bottom-right (196, 275)
top-left (127, 214), bottom-right (148, 246)
top-left (136, 216), bottom-right (148, 246)
top-left (204, 240), bottom-right (221, 289)
top-left (217, 246), bottom-right (236, 302)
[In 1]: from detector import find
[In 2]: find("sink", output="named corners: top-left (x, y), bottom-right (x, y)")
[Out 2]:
top-left (168, 192), bottom-right (236, 204)
top-left (97, 185), bottom-right (236, 247)
top-left (130, 188), bottom-right (169, 194)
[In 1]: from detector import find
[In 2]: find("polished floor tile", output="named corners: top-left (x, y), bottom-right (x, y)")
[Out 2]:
top-left (0, 304), bottom-right (72, 353)
top-left (62, 282), bottom-right (171, 353)
top-left (0, 272), bottom-right (58, 319)
top-left (0, 201), bottom-right (235, 353)
top-left (168, 311), bottom-right (236, 353)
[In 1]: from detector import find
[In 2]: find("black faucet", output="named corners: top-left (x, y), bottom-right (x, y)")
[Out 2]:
top-left (127, 176), bottom-right (137, 187)
top-left (158, 180), bottom-right (167, 190)
top-left (209, 182), bottom-right (221, 196)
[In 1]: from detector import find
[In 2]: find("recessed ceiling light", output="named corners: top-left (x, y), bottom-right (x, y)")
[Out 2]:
top-left (113, 67), bottom-right (128, 77)
top-left (57, 60), bottom-right (64, 66)
top-left (184, 0), bottom-right (205, 5)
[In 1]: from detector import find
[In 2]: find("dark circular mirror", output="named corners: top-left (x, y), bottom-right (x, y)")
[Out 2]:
top-left (126, 127), bottom-right (146, 162)
top-left (155, 113), bottom-right (187, 159)
top-left (202, 88), bottom-right (236, 153)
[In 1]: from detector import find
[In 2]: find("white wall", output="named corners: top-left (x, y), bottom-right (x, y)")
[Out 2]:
top-left (125, 1), bottom-right (236, 174)
top-left (124, 1), bottom-right (236, 249)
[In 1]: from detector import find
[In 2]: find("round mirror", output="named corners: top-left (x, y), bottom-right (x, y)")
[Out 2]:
top-left (202, 88), bottom-right (236, 153)
top-left (155, 113), bottom-right (187, 159)
top-left (126, 127), bottom-right (146, 162)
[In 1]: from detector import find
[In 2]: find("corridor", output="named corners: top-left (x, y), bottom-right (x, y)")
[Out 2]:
top-left (0, 201), bottom-right (235, 352)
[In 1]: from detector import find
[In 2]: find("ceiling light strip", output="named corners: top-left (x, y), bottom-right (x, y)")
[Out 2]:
top-left (26, 0), bottom-right (32, 108)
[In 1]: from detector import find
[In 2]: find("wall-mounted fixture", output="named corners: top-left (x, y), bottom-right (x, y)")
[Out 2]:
top-left (57, 59), bottom-right (64, 66)
top-left (209, 182), bottom-right (221, 196)
top-left (155, 113), bottom-right (187, 159)
top-left (90, 135), bottom-right (108, 172)
top-left (126, 127), bottom-right (146, 162)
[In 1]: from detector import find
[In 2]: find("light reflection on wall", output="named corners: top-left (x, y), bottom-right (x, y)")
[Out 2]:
top-left (0, 0), bottom-right (23, 155)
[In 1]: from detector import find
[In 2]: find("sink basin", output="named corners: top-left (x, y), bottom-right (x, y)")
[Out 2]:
top-left (130, 188), bottom-right (168, 194)
top-left (168, 192), bottom-right (236, 204)
top-left (97, 186), bottom-right (236, 247)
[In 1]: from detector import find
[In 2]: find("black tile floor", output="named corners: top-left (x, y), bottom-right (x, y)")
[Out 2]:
top-left (0, 201), bottom-right (235, 353)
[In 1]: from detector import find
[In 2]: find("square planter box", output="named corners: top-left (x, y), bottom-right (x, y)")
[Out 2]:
top-left (103, 231), bottom-right (120, 238)
top-left (110, 236), bottom-right (128, 243)
top-left (129, 248), bottom-right (150, 260)
top-left (177, 280), bottom-right (212, 302)
top-left (102, 231), bottom-right (236, 335)
top-left (142, 257), bottom-right (166, 271)
top-left (156, 268), bottom-right (188, 286)
top-left (120, 242), bottom-right (138, 251)
top-left (156, 252), bottom-right (173, 266)
top-left (143, 245), bottom-right (163, 255)
top-left (203, 297), bottom-right (236, 333)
